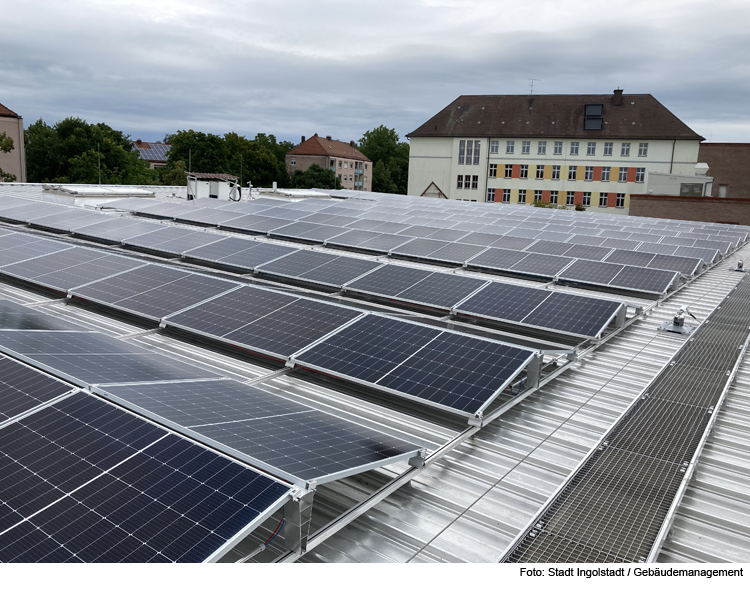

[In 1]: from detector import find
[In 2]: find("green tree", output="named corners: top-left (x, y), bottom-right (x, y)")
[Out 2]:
top-left (165, 129), bottom-right (228, 174)
top-left (0, 131), bottom-right (16, 182)
top-left (24, 117), bottom-right (152, 184)
top-left (358, 125), bottom-right (409, 194)
top-left (160, 160), bottom-right (187, 186)
top-left (224, 132), bottom-right (286, 188)
top-left (289, 164), bottom-right (342, 190)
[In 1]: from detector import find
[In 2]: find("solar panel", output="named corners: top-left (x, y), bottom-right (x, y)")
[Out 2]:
top-left (395, 225), bottom-right (439, 238)
top-left (71, 264), bottom-right (239, 320)
top-left (294, 315), bottom-right (536, 415)
top-left (28, 210), bottom-right (107, 232)
top-left (267, 221), bottom-right (328, 241)
top-left (324, 229), bottom-right (383, 248)
top-left (71, 218), bottom-right (164, 243)
top-left (504, 228), bottom-right (542, 239)
top-left (599, 238), bottom-right (640, 251)
top-left (456, 282), bottom-right (553, 323)
top-left (647, 254), bottom-right (702, 276)
top-left (174, 207), bottom-right (246, 226)
top-left (0, 201), bottom-right (60, 222)
top-left (297, 257), bottom-right (382, 288)
top-left (674, 246), bottom-right (720, 264)
top-left (0, 247), bottom-right (146, 292)
top-left (97, 379), bottom-right (420, 484)
top-left (424, 228), bottom-right (469, 242)
top-left (427, 242), bottom-right (487, 265)
top-left (0, 354), bottom-right (73, 423)
top-left (561, 244), bottom-right (612, 261)
top-left (0, 300), bottom-right (84, 331)
top-left (219, 214), bottom-right (291, 234)
top-left (635, 243), bottom-right (678, 256)
top-left (99, 197), bottom-right (163, 212)
top-left (391, 273), bottom-right (488, 310)
top-left (257, 207), bottom-right (309, 221)
top-left (456, 232), bottom-right (506, 247)
top-left (486, 236), bottom-right (536, 250)
top-left (353, 233), bottom-right (414, 254)
top-left (465, 248), bottom-right (530, 271)
top-left (0, 331), bottom-right (218, 386)
top-left (164, 286), bottom-right (362, 359)
top-left (344, 265), bottom-right (433, 296)
top-left (0, 234), bottom-right (76, 267)
top-left (389, 238), bottom-right (447, 258)
top-left (525, 240), bottom-right (575, 256)
top-left (213, 242), bottom-right (297, 272)
top-left (696, 239), bottom-right (732, 254)
top-left (604, 250), bottom-right (656, 267)
top-left (567, 235), bottom-right (607, 247)
top-left (122, 226), bottom-right (219, 252)
top-left (255, 249), bottom-right (339, 279)
top-left (521, 292), bottom-right (622, 338)
top-left (344, 219), bottom-right (385, 231)
top-left (509, 253), bottom-right (574, 277)
top-left (0, 393), bottom-right (290, 563)
top-left (558, 259), bottom-right (624, 285)
top-left (609, 266), bottom-right (678, 294)
top-left (369, 221), bottom-right (412, 234)
top-left (133, 202), bottom-right (198, 219)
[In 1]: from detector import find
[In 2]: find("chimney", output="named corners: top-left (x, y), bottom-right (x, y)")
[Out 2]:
top-left (301, 135), bottom-right (305, 143)
top-left (314, 133), bottom-right (318, 137)
top-left (613, 89), bottom-right (623, 106)
top-left (326, 135), bottom-right (332, 140)
top-left (350, 141), bottom-right (355, 147)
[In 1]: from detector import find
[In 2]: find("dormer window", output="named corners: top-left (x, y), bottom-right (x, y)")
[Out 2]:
top-left (584, 104), bottom-right (603, 130)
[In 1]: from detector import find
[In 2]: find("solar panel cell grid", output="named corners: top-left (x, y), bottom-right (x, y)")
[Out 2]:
top-left (390, 238), bottom-right (448, 257)
top-left (466, 248), bottom-right (530, 271)
top-left (509, 253), bottom-right (574, 277)
top-left (559, 259), bottom-right (624, 285)
top-left (521, 292), bottom-right (621, 338)
top-left (344, 265), bottom-right (433, 296)
top-left (427, 242), bottom-right (487, 264)
top-left (0, 355), bottom-right (73, 422)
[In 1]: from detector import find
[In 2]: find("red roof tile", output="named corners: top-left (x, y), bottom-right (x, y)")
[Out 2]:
top-left (289, 135), bottom-right (371, 161)
top-left (0, 102), bottom-right (19, 118)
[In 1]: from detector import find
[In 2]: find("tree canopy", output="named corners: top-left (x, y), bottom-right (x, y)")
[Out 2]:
top-left (358, 125), bottom-right (409, 194)
top-left (0, 132), bottom-right (16, 182)
top-left (289, 164), bottom-right (342, 190)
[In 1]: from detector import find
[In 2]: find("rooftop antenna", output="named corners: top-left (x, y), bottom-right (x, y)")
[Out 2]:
top-left (528, 78), bottom-right (540, 95)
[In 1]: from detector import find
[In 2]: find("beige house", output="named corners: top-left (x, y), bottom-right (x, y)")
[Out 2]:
top-left (407, 91), bottom-right (705, 215)
top-left (286, 134), bottom-right (372, 191)
top-left (0, 101), bottom-right (26, 182)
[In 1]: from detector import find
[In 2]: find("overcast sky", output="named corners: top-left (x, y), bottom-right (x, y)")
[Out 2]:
top-left (2, 0), bottom-right (749, 144)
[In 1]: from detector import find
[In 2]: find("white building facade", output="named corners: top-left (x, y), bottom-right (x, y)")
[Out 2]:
top-left (407, 91), bottom-right (705, 215)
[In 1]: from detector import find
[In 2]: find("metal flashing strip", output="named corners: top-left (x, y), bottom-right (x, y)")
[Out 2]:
top-left (500, 273), bottom-right (750, 563)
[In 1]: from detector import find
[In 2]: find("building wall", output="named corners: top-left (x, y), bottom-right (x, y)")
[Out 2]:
top-left (698, 143), bottom-right (750, 198)
top-left (408, 135), bottom-right (701, 214)
top-left (630, 194), bottom-right (750, 225)
top-left (0, 115), bottom-right (26, 182)
top-left (286, 153), bottom-right (372, 191)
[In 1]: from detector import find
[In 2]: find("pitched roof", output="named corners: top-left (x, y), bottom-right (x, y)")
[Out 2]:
top-left (132, 140), bottom-right (170, 162)
top-left (0, 102), bottom-right (19, 118)
top-left (408, 93), bottom-right (704, 141)
top-left (289, 135), bottom-right (371, 161)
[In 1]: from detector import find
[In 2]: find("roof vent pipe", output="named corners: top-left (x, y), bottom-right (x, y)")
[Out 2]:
top-left (301, 135), bottom-right (305, 143)
top-left (613, 89), bottom-right (624, 106)
top-left (350, 141), bottom-right (355, 147)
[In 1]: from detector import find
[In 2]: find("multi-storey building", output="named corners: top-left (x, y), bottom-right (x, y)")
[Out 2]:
top-left (286, 134), bottom-right (372, 191)
top-left (0, 101), bottom-right (26, 182)
top-left (407, 91), bottom-right (704, 214)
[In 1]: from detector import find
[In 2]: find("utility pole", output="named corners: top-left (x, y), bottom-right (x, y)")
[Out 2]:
top-left (189, 148), bottom-right (192, 172)
top-left (98, 142), bottom-right (101, 184)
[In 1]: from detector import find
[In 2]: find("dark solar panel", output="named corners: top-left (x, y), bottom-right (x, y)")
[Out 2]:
top-left (325, 229), bottom-right (382, 247)
top-left (604, 250), bottom-right (656, 267)
top-left (635, 243), bottom-right (678, 256)
top-left (509, 253), bottom-right (574, 277)
top-left (424, 229), bottom-right (469, 242)
top-left (0, 201), bottom-right (59, 222)
top-left (525, 240), bottom-right (575, 256)
top-left (28, 210), bottom-right (107, 232)
top-left (181, 236), bottom-right (253, 261)
top-left (71, 218), bottom-right (163, 242)
top-left (345, 219), bottom-right (386, 231)
top-left (98, 198), bottom-right (162, 212)
top-left (457, 282), bottom-right (552, 322)
top-left (561, 244), bottom-right (612, 261)
top-left (71, 264), bottom-right (239, 319)
top-left (0, 300), bottom-right (83, 331)
top-left (122, 226), bottom-right (200, 248)
top-left (558, 259), bottom-right (624, 285)
top-left (390, 238), bottom-right (448, 258)
top-left (647, 254), bottom-right (702, 276)
top-left (395, 225), bottom-right (439, 238)
top-left (504, 228), bottom-right (542, 239)
top-left (0, 234), bottom-right (75, 267)
top-left (609, 266), bottom-right (677, 294)
top-left (466, 248), bottom-right (530, 271)
top-left (134, 202), bottom-right (198, 219)
top-left (673, 246), bottom-right (719, 264)
top-left (395, 273), bottom-right (488, 309)
top-left (487, 236), bottom-right (536, 250)
top-left (219, 214), bottom-right (291, 234)
top-left (521, 292), bottom-right (621, 338)
top-left (215, 243), bottom-right (297, 271)
top-left (370, 221), bottom-right (412, 234)
top-left (599, 238), bottom-right (640, 251)
top-left (456, 232), bottom-right (506, 247)
top-left (256, 249), bottom-right (339, 278)
top-left (298, 257), bottom-right (382, 287)
top-left (174, 208), bottom-right (246, 226)
top-left (0, 354), bottom-right (73, 422)
top-left (354, 233), bottom-right (414, 254)
top-left (344, 264), bottom-right (433, 296)
top-left (0, 393), bottom-right (290, 563)
top-left (566, 235), bottom-right (607, 247)
top-left (268, 221), bottom-right (327, 239)
top-left (0, 248), bottom-right (146, 292)
top-left (427, 242), bottom-right (487, 264)
top-left (98, 379), bottom-right (419, 483)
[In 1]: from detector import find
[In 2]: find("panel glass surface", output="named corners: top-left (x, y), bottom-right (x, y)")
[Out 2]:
top-left (456, 282), bottom-right (552, 322)
top-left (521, 292), bottom-right (621, 338)
top-left (561, 244), bottom-right (612, 261)
top-left (0, 354), bottom-right (73, 422)
top-left (558, 259), bottom-right (624, 285)
top-left (0, 300), bottom-right (84, 331)
top-left (427, 242), bottom-right (487, 264)
top-left (604, 250), bottom-right (656, 267)
top-left (525, 240), bottom-right (575, 256)
top-left (646, 254), bottom-right (702, 275)
top-left (0, 234), bottom-right (75, 267)
top-left (344, 264), bottom-right (433, 296)
top-left (509, 253), bottom-right (574, 277)
top-left (297, 257), bottom-right (382, 287)
top-left (394, 273), bottom-right (488, 309)
top-left (71, 218), bottom-right (164, 242)
top-left (256, 249), bottom-right (339, 278)
top-left (609, 266), bottom-right (677, 293)
top-left (466, 248), bottom-right (530, 271)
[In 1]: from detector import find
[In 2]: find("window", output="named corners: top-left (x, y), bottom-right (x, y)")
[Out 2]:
top-left (466, 141), bottom-right (473, 163)
top-left (458, 140), bottom-right (465, 164)
top-left (550, 190), bottom-right (558, 204)
top-left (339, 161), bottom-right (342, 168)
top-left (570, 141), bottom-right (579, 155)
top-left (719, 185), bottom-right (728, 197)
top-left (364, 163), bottom-right (368, 170)
top-left (566, 191), bottom-right (575, 206)
top-left (290, 158), bottom-right (296, 166)
top-left (584, 104), bottom-right (604, 130)
top-left (636, 167), bottom-right (645, 182)
top-left (487, 188), bottom-right (495, 202)
top-left (621, 142), bottom-right (631, 157)
top-left (585, 166), bottom-right (593, 181)
top-left (474, 140), bottom-right (481, 165)
top-left (489, 164), bottom-right (497, 177)
top-left (583, 192), bottom-right (591, 206)
top-left (601, 166), bottom-right (610, 181)
top-left (599, 192), bottom-right (608, 207)
top-left (638, 143), bottom-right (648, 157)
top-left (490, 140), bottom-right (499, 154)
top-left (518, 189), bottom-right (526, 203)
top-left (536, 165), bottom-right (544, 179)
top-left (552, 165), bottom-right (561, 180)
top-left (502, 189), bottom-right (511, 203)
top-left (534, 190), bottom-right (543, 203)
top-left (568, 165), bottom-right (577, 180)
top-left (520, 164), bottom-right (528, 179)
top-left (344, 162), bottom-right (348, 168)
top-left (554, 141), bottom-right (563, 155)
top-left (587, 142), bottom-right (596, 156)
top-left (456, 175), bottom-right (463, 189)
top-left (616, 193), bottom-right (625, 207)
top-left (618, 167), bottom-right (628, 182)
top-left (604, 142), bottom-right (613, 156)
top-left (338, 174), bottom-right (342, 179)
top-left (538, 141), bottom-right (547, 155)
top-left (506, 141), bottom-right (515, 154)
top-left (505, 164), bottom-right (513, 178)
top-left (471, 175), bottom-right (478, 189)
top-left (522, 141), bottom-right (530, 154)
